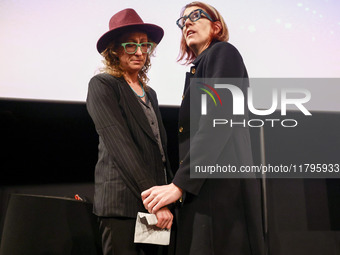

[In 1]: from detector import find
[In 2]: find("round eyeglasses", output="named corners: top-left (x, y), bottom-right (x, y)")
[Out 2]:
top-left (176, 9), bottom-right (213, 29)
top-left (121, 42), bottom-right (154, 54)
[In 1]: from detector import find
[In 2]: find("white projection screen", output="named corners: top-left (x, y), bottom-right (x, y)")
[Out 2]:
top-left (0, 0), bottom-right (339, 110)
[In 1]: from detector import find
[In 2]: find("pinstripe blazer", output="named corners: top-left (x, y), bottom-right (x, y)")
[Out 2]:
top-left (86, 73), bottom-right (172, 217)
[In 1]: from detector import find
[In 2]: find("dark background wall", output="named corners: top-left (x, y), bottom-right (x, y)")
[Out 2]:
top-left (1, 98), bottom-right (340, 254)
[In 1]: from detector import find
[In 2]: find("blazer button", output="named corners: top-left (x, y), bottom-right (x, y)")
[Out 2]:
top-left (182, 95), bottom-right (185, 100)
top-left (179, 126), bottom-right (184, 133)
top-left (179, 160), bottom-right (183, 165)
top-left (191, 68), bottom-right (196, 74)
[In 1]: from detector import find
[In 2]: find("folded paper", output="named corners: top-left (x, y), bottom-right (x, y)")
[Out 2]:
top-left (134, 212), bottom-right (171, 245)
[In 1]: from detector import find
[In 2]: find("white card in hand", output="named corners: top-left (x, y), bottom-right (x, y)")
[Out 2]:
top-left (134, 212), bottom-right (171, 245)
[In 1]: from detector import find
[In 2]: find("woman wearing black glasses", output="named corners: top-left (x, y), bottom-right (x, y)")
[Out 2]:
top-left (142, 2), bottom-right (265, 255)
top-left (86, 8), bottom-right (174, 255)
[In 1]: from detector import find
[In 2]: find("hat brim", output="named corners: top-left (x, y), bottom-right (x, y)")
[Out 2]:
top-left (96, 23), bottom-right (164, 53)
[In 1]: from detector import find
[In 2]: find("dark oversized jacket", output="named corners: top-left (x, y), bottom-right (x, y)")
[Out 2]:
top-left (86, 73), bottom-right (172, 217)
top-left (172, 41), bottom-right (265, 255)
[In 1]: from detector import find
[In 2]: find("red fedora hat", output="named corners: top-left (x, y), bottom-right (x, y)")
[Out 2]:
top-left (96, 8), bottom-right (164, 53)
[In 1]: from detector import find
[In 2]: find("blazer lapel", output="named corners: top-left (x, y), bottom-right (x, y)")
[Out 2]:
top-left (119, 79), bottom-right (157, 144)
top-left (148, 91), bottom-right (167, 148)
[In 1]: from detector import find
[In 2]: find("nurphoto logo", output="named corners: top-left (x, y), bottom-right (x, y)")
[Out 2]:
top-left (199, 82), bottom-right (312, 128)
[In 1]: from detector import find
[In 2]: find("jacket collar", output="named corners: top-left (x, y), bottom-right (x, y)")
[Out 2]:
top-left (192, 40), bottom-right (218, 66)
top-left (118, 77), bottom-right (158, 144)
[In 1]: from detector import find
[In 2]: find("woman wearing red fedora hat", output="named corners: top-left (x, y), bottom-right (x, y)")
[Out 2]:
top-left (86, 8), bottom-right (174, 255)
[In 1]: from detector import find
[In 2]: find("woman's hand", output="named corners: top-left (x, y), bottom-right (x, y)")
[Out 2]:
top-left (141, 183), bottom-right (183, 213)
top-left (154, 207), bottom-right (173, 229)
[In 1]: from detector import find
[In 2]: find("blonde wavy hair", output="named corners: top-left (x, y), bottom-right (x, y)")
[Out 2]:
top-left (100, 32), bottom-right (156, 89)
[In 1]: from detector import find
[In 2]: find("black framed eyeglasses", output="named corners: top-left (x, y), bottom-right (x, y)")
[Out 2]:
top-left (121, 42), bottom-right (154, 54)
top-left (176, 9), bottom-right (213, 29)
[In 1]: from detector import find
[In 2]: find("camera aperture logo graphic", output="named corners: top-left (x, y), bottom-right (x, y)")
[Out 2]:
top-left (199, 82), bottom-right (223, 115)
